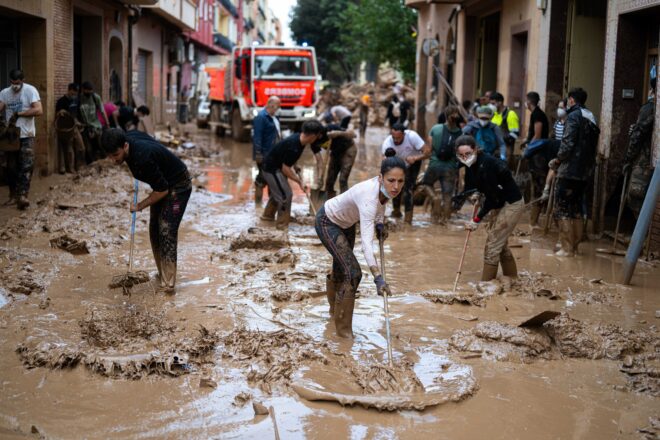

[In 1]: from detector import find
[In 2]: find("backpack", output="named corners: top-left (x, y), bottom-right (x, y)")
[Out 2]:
top-left (435, 125), bottom-right (457, 161)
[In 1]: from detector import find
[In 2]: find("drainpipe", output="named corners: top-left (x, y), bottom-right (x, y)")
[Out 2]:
top-left (127, 6), bottom-right (141, 103)
top-left (620, 161), bottom-right (660, 285)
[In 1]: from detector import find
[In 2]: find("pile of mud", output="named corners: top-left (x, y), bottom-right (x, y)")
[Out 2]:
top-left (220, 327), bottom-right (326, 393)
top-left (230, 227), bottom-right (289, 251)
top-left (450, 314), bottom-right (655, 363)
top-left (49, 234), bottom-right (89, 255)
top-left (619, 353), bottom-right (660, 397)
top-left (108, 271), bottom-right (151, 294)
top-left (17, 305), bottom-right (220, 380)
top-left (420, 280), bottom-right (502, 306)
top-left (450, 321), bottom-right (554, 362)
top-left (347, 361), bottom-right (424, 394)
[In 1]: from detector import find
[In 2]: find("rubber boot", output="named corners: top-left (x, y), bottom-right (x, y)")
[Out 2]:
top-left (276, 208), bottom-right (291, 230)
top-left (65, 145), bottom-right (75, 174)
top-left (391, 208), bottom-right (402, 219)
top-left (530, 205), bottom-right (541, 228)
top-left (260, 198), bottom-right (277, 221)
top-left (58, 143), bottom-right (66, 174)
top-left (334, 283), bottom-right (355, 338)
top-left (254, 182), bottom-right (264, 205)
top-left (326, 274), bottom-right (336, 316)
top-left (16, 195), bottom-right (30, 210)
top-left (571, 219), bottom-right (583, 255)
top-left (555, 219), bottom-right (574, 257)
top-left (481, 262), bottom-right (498, 281)
top-left (404, 210), bottom-right (413, 224)
top-left (500, 254), bottom-right (518, 278)
top-left (442, 193), bottom-right (453, 222)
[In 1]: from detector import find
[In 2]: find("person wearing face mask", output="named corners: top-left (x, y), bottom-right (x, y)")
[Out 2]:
top-left (253, 95), bottom-right (282, 211)
top-left (0, 69), bottom-right (43, 210)
top-left (422, 105), bottom-right (463, 223)
top-left (456, 135), bottom-right (524, 281)
top-left (315, 148), bottom-right (405, 338)
top-left (548, 87), bottom-right (600, 257)
top-left (553, 99), bottom-right (568, 140)
top-left (489, 92), bottom-right (520, 166)
top-left (78, 81), bottom-right (109, 163)
top-left (462, 106), bottom-right (507, 161)
top-left (381, 123), bottom-right (431, 223)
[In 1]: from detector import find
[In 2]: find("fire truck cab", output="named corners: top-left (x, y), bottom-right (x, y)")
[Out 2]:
top-left (206, 45), bottom-right (319, 142)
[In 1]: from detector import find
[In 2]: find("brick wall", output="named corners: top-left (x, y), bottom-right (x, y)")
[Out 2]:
top-left (53, 0), bottom-right (73, 99)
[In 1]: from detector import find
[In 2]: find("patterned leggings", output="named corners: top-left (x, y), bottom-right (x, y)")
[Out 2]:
top-left (315, 206), bottom-right (361, 299)
top-left (149, 177), bottom-right (192, 268)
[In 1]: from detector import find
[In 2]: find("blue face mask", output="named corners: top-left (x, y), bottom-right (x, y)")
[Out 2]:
top-left (380, 182), bottom-right (393, 199)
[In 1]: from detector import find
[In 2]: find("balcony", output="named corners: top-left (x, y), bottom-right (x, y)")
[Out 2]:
top-left (219, 0), bottom-right (239, 18)
top-left (214, 33), bottom-right (234, 52)
top-left (142, 0), bottom-right (197, 31)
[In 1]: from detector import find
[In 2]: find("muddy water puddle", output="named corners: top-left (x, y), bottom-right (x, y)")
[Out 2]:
top-left (0, 126), bottom-right (659, 438)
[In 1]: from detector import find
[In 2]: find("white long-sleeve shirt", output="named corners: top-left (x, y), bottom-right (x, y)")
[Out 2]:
top-left (324, 177), bottom-right (385, 269)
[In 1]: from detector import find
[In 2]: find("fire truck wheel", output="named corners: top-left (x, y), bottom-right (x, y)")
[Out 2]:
top-left (215, 125), bottom-right (226, 137)
top-left (232, 108), bottom-right (251, 142)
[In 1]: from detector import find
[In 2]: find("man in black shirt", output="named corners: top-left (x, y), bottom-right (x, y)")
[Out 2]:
top-left (101, 128), bottom-right (191, 293)
top-left (316, 123), bottom-right (357, 199)
top-left (262, 120), bottom-right (324, 229)
top-left (114, 105), bottom-right (150, 131)
top-left (55, 83), bottom-right (85, 173)
top-left (523, 91), bottom-right (550, 226)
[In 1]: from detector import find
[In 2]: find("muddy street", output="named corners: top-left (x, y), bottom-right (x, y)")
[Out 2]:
top-left (0, 126), bottom-right (659, 439)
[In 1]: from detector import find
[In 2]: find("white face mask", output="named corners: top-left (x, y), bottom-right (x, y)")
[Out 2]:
top-left (380, 182), bottom-right (394, 200)
top-left (458, 154), bottom-right (477, 167)
top-left (478, 119), bottom-right (489, 127)
top-left (556, 108), bottom-right (567, 118)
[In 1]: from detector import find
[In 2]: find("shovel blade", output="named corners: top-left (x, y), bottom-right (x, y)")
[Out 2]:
top-left (519, 310), bottom-right (560, 328)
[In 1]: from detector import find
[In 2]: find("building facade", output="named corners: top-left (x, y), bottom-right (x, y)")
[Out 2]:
top-left (408, 0), bottom-right (660, 248)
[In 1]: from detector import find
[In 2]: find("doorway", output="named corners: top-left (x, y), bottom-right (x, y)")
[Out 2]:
top-left (475, 12), bottom-right (500, 97)
top-left (73, 13), bottom-right (103, 91)
top-left (508, 30), bottom-right (528, 122)
top-left (109, 36), bottom-right (123, 103)
top-left (0, 17), bottom-right (19, 88)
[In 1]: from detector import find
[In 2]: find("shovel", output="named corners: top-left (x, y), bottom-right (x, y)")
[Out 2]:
top-left (453, 203), bottom-right (479, 292)
top-left (596, 170), bottom-right (630, 256)
top-left (378, 235), bottom-right (394, 368)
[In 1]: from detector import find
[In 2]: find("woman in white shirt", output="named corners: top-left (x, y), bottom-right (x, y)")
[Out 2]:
top-left (315, 149), bottom-right (406, 338)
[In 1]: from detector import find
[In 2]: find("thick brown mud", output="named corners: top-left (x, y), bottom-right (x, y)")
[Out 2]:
top-left (0, 125), bottom-right (659, 438)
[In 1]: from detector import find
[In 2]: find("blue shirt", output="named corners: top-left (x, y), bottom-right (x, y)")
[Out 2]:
top-left (252, 109), bottom-right (280, 160)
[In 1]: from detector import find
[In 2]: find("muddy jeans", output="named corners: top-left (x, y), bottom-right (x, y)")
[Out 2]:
top-left (315, 205), bottom-right (361, 299)
top-left (57, 128), bottom-right (86, 173)
top-left (627, 165), bottom-right (653, 218)
top-left (149, 173), bottom-right (192, 288)
top-left (393, 160), bottom-right (421, 213)
top-left (6, 137), bottom-right (35, 198)
top-left (262, 169), bottom-right (292, 217)
top-left (553, 177), bottom-right (586, 220)
top-left (483, 198), bottom-right (524, 266)
top-left (325, 145), bottom-right (357, 195)
top-left (82, 126), bottom-right (104, 163)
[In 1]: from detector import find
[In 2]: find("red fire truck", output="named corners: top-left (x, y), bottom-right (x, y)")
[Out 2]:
top-left (204, 45), bottom-right (320, 142)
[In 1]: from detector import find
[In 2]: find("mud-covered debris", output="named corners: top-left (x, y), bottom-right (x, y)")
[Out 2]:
top-left (79, 306), bottom-right (176, 348)
top-left (544, 314), bottom-right (650, 360)
top-left (230, 227), bottom-right (288, 251)
top-left (221, 328), bottom-right (325, 393)
top-left (109, 271), bottom-right (150, 294)
top-left (199, 377), bottom-right (217, 388)
top-left (619, 354), bottom-right (660, 397)
top-left (252, 401), bottom-right (269, 416)
top-left (291, 214), bottom-right (315, 226)
top-left (638, 417), bottom-right (660, 439)
top-left (348, 361), bottom-right (424, 394)
top-left (261, 248), bottom-right (297, 266)
top-left (420, 280), bottom-right (502, 307)
top-left (84, 351), bottom-right (190, 379)
top-left (49, 234), bottom-right (90, 255)
top-left (271, 289), bottom-right (311, 302)
top-left (3, 274), bottom-right (45, 295)
top-left (449, 321), bottom-right (553, 362)
top-left (16, 340), bottom-right (83, 369)
top-left (233, 392), bottom-right (252, 406)
top-left (38, 297), bottom-right (51, 309)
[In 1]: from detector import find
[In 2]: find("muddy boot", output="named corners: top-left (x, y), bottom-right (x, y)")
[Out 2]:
top-left (391, 207), bottom-right (402, 218)
top-left (16, 195), bottom-right (30, 210)
top-left (276, 208), bottom-right (291, 230)
top-left (442, 193), bottom-right (453, 222)
top-left (334, 284), bottom-right (355, 338)
top-left (58, 144), bottom-right (66, 174)
top-left (481, 262), bottom-right (498, 281)
top-left (260, 199), bottom-right (277, 221)
top-left (555, 219), bottom-right (574, 257)
top-left (571, 219), bottom-right (584, 255)
top-left (404, 210), bottom-right (413, 225)
top-left (254, 182), bottom-right (264, 205)
top-left (500, 255), bottom-right (518, 278)
top-left (326, 274), bottom-right (337, 316)
top-left (160, 259), bottom-right (177, 294)
top-left (530, 205), bottom-right (541, 228)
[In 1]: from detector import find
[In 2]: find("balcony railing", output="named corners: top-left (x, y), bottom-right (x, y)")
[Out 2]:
top-left (214, 33), bottom-right (234, 52)
top-left (219, 0), bottom-right (239, 18)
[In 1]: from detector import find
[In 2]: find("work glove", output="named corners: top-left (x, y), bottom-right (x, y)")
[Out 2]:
top-left (540, 185), bottom-right (551, 201)
top-left (255, 152), bottom-right (263, 165)
top-left (375, 223), bottom-right (388, 241)
top-left (465, 219), bottom-right (479, 231)
top-left (548, 158), bottom-right (560, 171)
top-left (374, 275), bottom-right (391, 297)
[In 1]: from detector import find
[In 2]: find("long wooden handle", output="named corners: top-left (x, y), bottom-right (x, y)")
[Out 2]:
top-left (453, 203), bottom-right (479, 292)
top-left (612, 170), bottom-right (630, 251)
top-left (379, 237), bottom-right (394, 368)
top-left (128, 179), bottom-right (138, 272)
